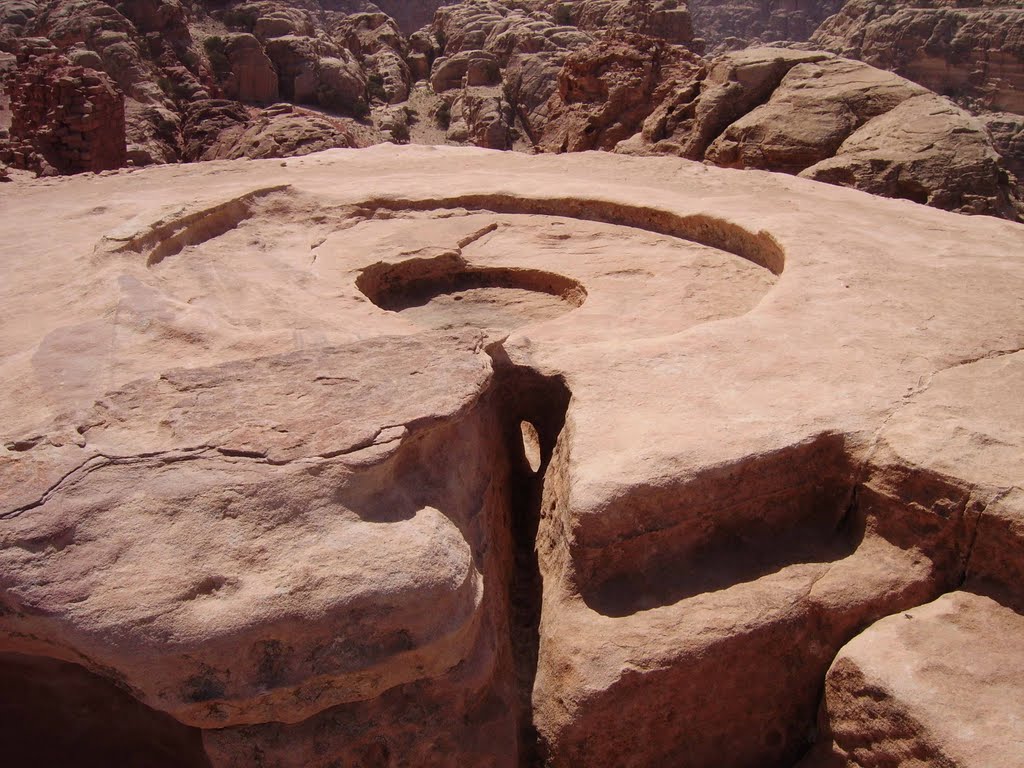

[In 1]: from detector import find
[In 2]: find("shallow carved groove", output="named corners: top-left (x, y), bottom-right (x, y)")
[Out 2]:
top-left (354, 194), bottom-right (786, 275)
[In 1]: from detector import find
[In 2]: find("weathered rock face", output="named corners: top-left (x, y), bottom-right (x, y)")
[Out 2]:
top-left (704, 55), bottom-right (928, 173)
top-left (619, 47), bottom-right (1022, 220)
top-left (802, 94), bottom-right (1022, 219)
top-left (811, 0), bottom-right (1024, 114)
top-left (182, 100), bottom-right (363, 161)
top-left (983, 110), bottom-right (1024, 187)
top-left (637, 47), bottom-right (830, 159)
top-left (370, 0), bottom-right (449, 33)
top-left (0, 145), bottom-right (1022, 767)
top-left (547, 0), bottom-right (697, 45)
top-left (688, 0), bottom-right (846, 50)
top-left (800, 346), bottom-right (1024, 767)
top-left (805, 592), bottom-right (1024, 768)
top-left (213, 33), bottom-right (280, 103)
top-left (2, 52), bottom-right (125, 174)
top-left (3, 0), bottom-right (1018, 223)
top-left (538, 31), bottom-right (703, 152)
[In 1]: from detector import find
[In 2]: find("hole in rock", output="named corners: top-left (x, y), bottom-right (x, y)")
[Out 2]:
top-left (0, 652), bottom-right (212, 768)
top-left (356, 254), bottom-right (586, 333)
top-left (520, 421), bottom-right (542, 474)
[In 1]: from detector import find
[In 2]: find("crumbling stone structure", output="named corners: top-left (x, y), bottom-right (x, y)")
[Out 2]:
top-left (3, 52), bottom-right (125, 175)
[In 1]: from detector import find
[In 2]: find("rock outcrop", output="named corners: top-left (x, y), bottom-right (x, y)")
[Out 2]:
top-left (2, 0), bottom-right (1021, 218)
top-left (800, 342), bottom-right (1024, 767)
top-left (618, 47), bottom-right (1022, 219)
top-left (811, 0), bottom-right (1024, 114)
top-left (983, 110), bottom-right (1024, 185)
top-left (801, 93), bottom-right (1020, 219)
top-left (704, 55), bottom-right (928, 173)
top-left (0, 144), bottom-right (1022, 767)
top-left (538, 31), bottom-right (703, 152)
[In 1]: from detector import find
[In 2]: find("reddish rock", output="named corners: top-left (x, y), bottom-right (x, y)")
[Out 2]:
top-left (804, 592), bottom-right (1024, 768)
top-left (704, 56), bottom-right (928, 173)
top-left (184, 100), bottom-right (362, 161)
top-left (539, 31), bottom-right (703, 152)
top-left (549, 0), bottom-right (697, 45)
top-left (636, 46), bottom-right (828, 159)
top-left (217, 33), bottom-right (279, 104)
top-left (688, 0), bottom-right (846, 50)
top-left (0, 145), bottom-right (1022, 768)
top-left (4, 52), bottom-right (125, 174)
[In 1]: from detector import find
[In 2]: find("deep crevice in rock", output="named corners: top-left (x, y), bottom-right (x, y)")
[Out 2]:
top-left (485, 343), bottom-right (571, 768)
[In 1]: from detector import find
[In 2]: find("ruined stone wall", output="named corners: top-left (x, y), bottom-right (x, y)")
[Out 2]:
top-left (3, 53), bottom-right (126, 175)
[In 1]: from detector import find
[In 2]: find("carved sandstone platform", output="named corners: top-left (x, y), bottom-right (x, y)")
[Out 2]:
top-left (0, 145), bottom-right (1022, 767)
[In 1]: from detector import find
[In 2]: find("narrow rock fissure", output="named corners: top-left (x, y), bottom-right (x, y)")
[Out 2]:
top-left (485, 343), bottom-right (571, 768)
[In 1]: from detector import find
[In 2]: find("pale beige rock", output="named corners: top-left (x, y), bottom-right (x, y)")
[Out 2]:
top-left (638, 46), bottom-right (829, 159)
top-left (705, 55), bottom-right (929, 172)
top-left (0, 145), bottom-right (1022, 767)
top-left (803, 93), bottom-right (1022, 220)
top-left (804, 591), bottom-right (1024, 768)
top-left (221, 33), bottom-right (279, 104)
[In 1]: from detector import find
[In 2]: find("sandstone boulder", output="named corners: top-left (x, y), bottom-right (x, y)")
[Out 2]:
top-left (181, 98), bottom-right (253, 161)
top-left (687, 0), bottom-right (846, 50)
top-left (539, 31), bottom-right (703, 152)
top-left (0, 0), bottom-right (39, 51)
top-left (215, 33), bottom-right (279, 104)
top-left (225, 107), bottom-right (362, 159)
top-left (638, 46), bottom-right (828, 159)
top-left (982, 110), bottom-right (1024, 187)
top-left (704, 56), bottom-right (929, 173)
top-left (126, 101), bottom-right (182, 166)
top-left (802, 94), bottom-right (1022, 220)
top-left (431, 49), bottom-right (502, 92)
top-left (448, 86), bottom-right (514, 148)
top-left (804, 591), bottom-right (1024, 768)
top-left (317, 53), bottom-right (369, 115)
top-left (549, 0), bottom-right (696, 45)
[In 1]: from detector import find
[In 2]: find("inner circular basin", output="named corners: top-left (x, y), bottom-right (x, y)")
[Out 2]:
top-left (356, 254), bottom-right (586, 333)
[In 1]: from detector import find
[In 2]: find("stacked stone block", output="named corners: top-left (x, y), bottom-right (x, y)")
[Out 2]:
top-left (3, 52), bottom-right (126, 175)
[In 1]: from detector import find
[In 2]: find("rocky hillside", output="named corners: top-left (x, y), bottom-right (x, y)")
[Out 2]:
top-left (0, 0), bottom-right (1021, 220)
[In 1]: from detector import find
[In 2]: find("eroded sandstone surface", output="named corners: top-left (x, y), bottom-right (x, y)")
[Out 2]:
top-left (0, 145), bottom-right (1022, 767)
